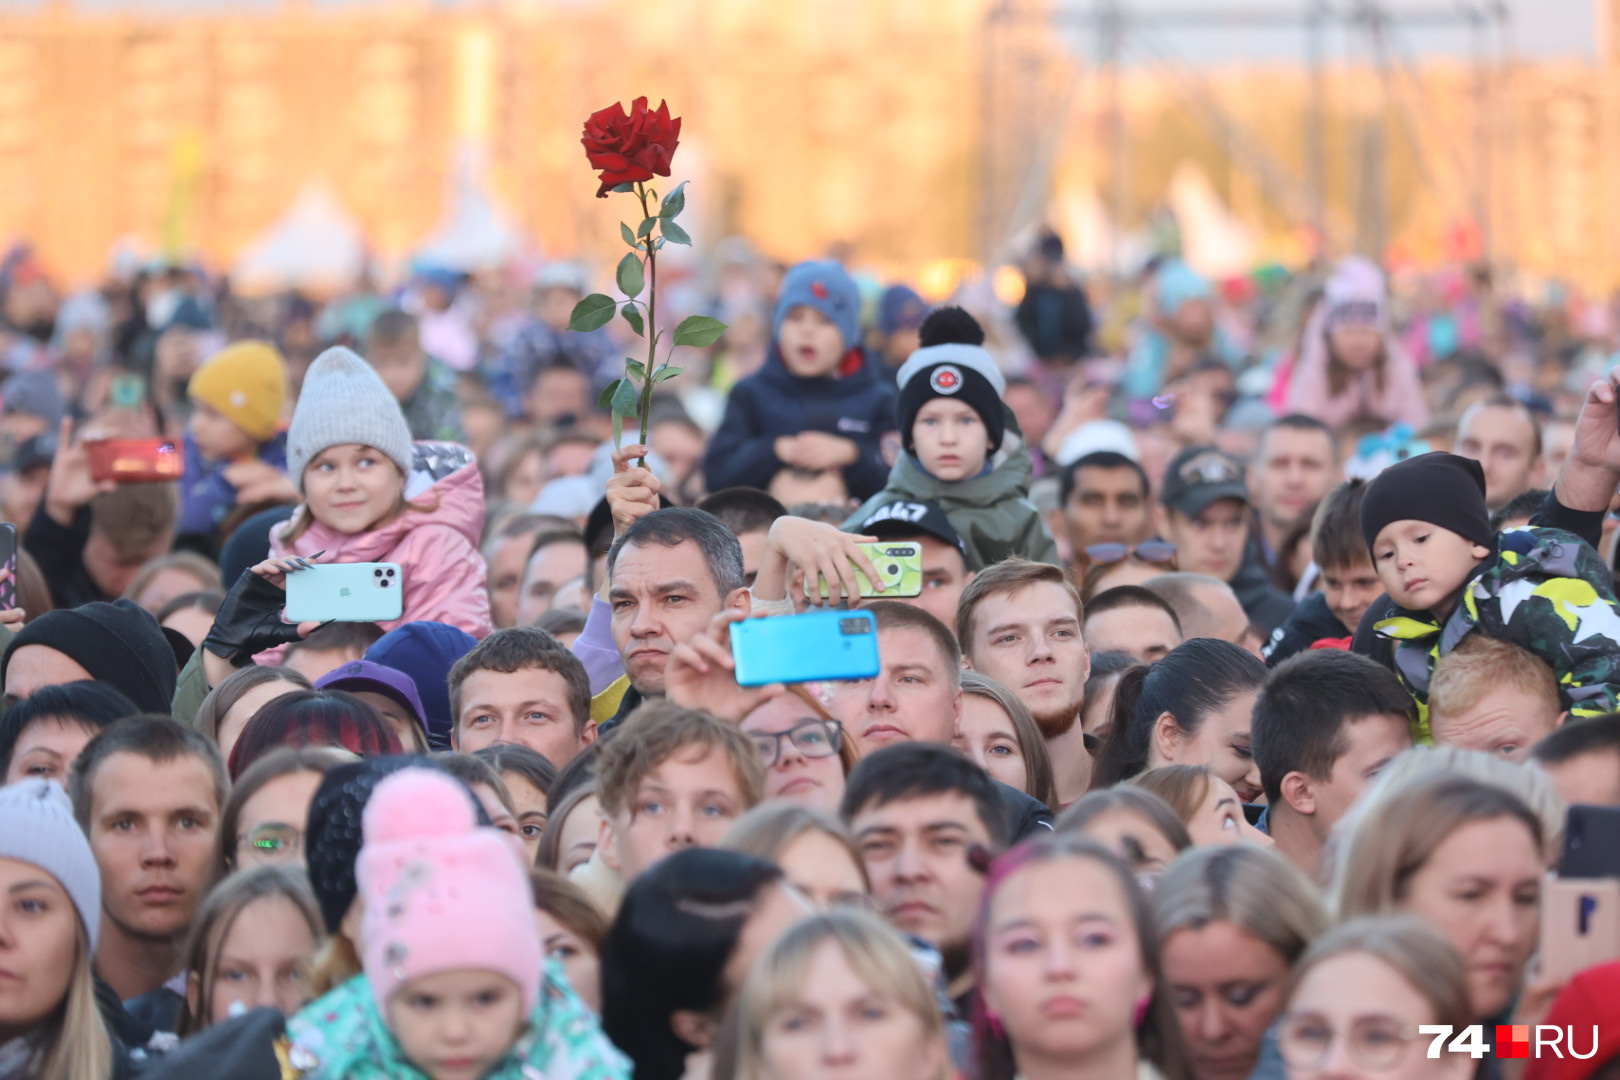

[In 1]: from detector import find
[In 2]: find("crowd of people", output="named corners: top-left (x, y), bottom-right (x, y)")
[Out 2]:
top-left (3, 234), bottom-right (1620, 1080)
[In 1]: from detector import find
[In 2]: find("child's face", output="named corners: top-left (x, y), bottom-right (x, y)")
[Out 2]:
top-left (189, 401), bottom-right (257, 462)
top-left (601, 743), bottom-right (749, 881)
top-left (205, 893), bottom-right (319, 1024)
top-left (1320, 558), bottom-right (1385, 633)
top-left (1329, 324), bottom-right (1382, 370)
top-left (389, 969), bottom-right (526, 1080)
top-left (913, 398), bottom-right (989, 481)
top-left (303, 443), bottom-right (406, 535)
top-left (367, 339), bottom-right (426, 404)
top-left (778, 305), bottom-right (845, 378)
top-left (1371, 520), bottom-right (1491, 612)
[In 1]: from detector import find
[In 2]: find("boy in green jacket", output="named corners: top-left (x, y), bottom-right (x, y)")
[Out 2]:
top-left (845, 308), bottom-right (1058, 570)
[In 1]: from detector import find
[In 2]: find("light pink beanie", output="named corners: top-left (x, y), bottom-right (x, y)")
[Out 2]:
top-left (357, 768), bottom-right (542, 1014)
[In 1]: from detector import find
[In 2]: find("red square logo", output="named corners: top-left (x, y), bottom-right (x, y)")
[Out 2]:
top-left (1496, 1025), bottom-right (1530, 1059)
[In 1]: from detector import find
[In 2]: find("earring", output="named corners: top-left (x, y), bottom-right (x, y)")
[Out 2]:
top-left (1133, 995), bottom-right (1151, 1027)
top-left (986, 1010), bottom-right (1005, 1039)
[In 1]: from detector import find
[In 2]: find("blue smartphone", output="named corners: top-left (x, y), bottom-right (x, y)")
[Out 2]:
top-left (285, 563), bottom-right (405, 624)
top-left (731, 610), bottom-right (881, 687)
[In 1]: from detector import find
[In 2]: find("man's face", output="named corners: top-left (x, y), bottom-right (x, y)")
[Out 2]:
top-left (736, 530), bottom-right (768, 589)
top-left (517, 540), bottom-right (589, 625)
top-left (0, 465), bottom-right (47, 529)
top-left (1303, 713), bottom-right (1412, 834)
top-left (84, 530), bottom-right (169, 601)
top-left (486, 534), bottom-right (533, 630)
top-left (1254, 427), bottom-right (1337, 533)
top-left (824, 626), bottom-right (961, 754)
top-left (367, 339), bottom-right (427, 403)
top-left (964, 582), bottom-right (1089, 738)
top-left (852, 791), bottom-right (991, 957)
top-left (1063, 466), bottom-right (1150, 552)
top-left (601, 743), bottom-right (750, 881)
top-left (1456, 404), bottom-right (1541, 511)
top-left (1539, 749), bottom-right (1620, 807)
top-left (1320, 560), bottom-right (1384, 634)
top-left (1432, 686), bottom-right (1562, 762)
top-left (453, 666), bottom-right (594, 768)
top-left (1161, 499), bottom-right (1249, 582)
top-left (1084, 603), bottom-right (1182, 664)
top-left (610, 539), bottom-right (742, 697)
top-left (88, 751), bottom-right (220, 942)
top-left (860, 535), bottom-right (970, 631)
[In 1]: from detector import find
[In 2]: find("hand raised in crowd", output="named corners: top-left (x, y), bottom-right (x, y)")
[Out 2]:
top-left (1558, 367), bottom-right (1620, 511)
top-left (778, 431), bottom-right (859, 472)
top-left (42, 417), bottom-right (117, 527)
top-left (199, 555), bottom-right (325, 684)
top-left (0, 568), bottom-right (23, 635)
top-left (606, 442), bottom-right (663, 540)
top-left (664, 609), bottom-right (784, 723)
top-left (1042, 367), bottom-right (1112, 460)
top-left (223, 459), bottom-right (300, 506)
top-left (751, 514), bottom-right (883, 606)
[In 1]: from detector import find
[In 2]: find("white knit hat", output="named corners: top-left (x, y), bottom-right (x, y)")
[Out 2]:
top-left (287, 346), bottom-right (414, 492)
top-left (0, 780), bottom-right (102, 950)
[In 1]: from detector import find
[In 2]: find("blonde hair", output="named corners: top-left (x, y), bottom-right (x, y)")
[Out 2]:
top-left (733, 909), bottom-right (948, 1080)
top-left (1154, 845), bottom-right (1329, 965)
top-left (35, 920), bottom-right (115, 1080)
top-left (721, 803), bottom-right (871, 892)
top-left (123, 550), bottom-right (223, 606)
top-left (1430, 634), bottom-right (1560, 728)
top-left (1289, 916), bottom-right (1473, 1032)
top-left (1331, 773), bottom-right (1543, 921)
top-left (1130, 764), bottom-right (1214, 825)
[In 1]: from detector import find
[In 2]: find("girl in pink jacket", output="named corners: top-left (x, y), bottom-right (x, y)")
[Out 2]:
top-left (267, 347), bottom-right (491, 645)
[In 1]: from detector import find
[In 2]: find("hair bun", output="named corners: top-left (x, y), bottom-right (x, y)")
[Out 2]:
top-left (362, 768), bottom-right (475, 846)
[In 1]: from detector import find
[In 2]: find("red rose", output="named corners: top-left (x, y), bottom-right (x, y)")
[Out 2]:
top-left (581, 97), bottom-right (681, 199)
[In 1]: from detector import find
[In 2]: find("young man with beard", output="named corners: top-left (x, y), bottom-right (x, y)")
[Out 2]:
top-left (957, 558), bottom-right (1093, 807)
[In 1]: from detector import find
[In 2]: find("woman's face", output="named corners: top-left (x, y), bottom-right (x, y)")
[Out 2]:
top-left (0, 856), bottom-right (79, 1034)
top-left (758, 938), bottom-right (944, 1080)
top-left (218, 681), bottom-right (304, 764)
top-left (1184, 776), bottom-right (1273, 850)
top-left (1400, 816), bottom-right (1541, 1020)
top-left (3, 718), bottom-right (97, 786)
top-left (724, 883), bottom-right (815, 997)
top-left (554, 795), bottom-right (602, 875)
top-left (953, 696), bottom-right (1029, 795)
top-left (1160, 690), bottom-right (1261, 803)
top-left (775, 831), bottom-right (868, 913)
top-left (1280, 951), bottom-right (1465, 1080)
top-left (503, 449), bottom-right (545, 510)
top-left (1081, 674), bottom-right (1123, 744)
top-left (234, 769), bottom-right (325, 869)
top-left (982, 856), bottom-right (1152, 1064)
top-left (135, 566), bottom-right (211, 613)
top-left (533, 908), bottom-right (600, 1014)
top-left (472, 784), bottom-right (530, 866)
top-left (501, 772), bottom-right (549, 861)
top-left (206, 894), bottom-right (320, 1025)
top-left (1078, 807), bottom-right (1181, 882)
top-left (1162, 920), bottom-right (1291, 1080)
top-left (742, 697), bottom-right (846, 816)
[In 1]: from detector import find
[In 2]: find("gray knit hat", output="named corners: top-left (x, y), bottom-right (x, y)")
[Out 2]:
top-left (0, 779), bottom-right (102, 950)
top-left (287, 346), bottom-right (414, 492)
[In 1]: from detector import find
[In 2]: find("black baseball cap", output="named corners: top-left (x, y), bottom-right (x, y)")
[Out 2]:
top-left (853, 500), bottom-right (967, 557)
top-left (1160, 446), bottom-right (1250, 517)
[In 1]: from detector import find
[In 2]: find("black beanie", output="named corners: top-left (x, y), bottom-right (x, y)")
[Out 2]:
top-left (894, 343), bottom-right (1007, 455)
top-left (1, 599), bottom-right (177, 714)
top-left (1360, 452), bottom-right (1494, 554)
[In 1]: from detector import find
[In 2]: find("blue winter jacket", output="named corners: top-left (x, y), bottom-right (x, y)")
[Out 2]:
top-left (701, 345), bottom-right (895, 499)
top-left (179, 430), bottom-right (289, 538)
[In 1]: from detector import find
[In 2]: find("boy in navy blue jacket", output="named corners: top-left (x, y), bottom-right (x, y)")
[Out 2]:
top-left (702, 260), bottom-right (895, 500)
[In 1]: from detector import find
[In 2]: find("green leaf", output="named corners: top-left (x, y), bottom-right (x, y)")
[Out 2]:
top-left (569, 294), bottom-right (617, 332)
top-left (611, 409), bottom-right (624, 448)
top-left (673, 315), bottom-right (727, 348)
top-left (662, 219), bottom-right (691, 246)
top-left (660, 181), bottom-right (688, 219)
top-left (620, 222), bottom-right (636, 247)
top-left (626, 359), bottom-right (647, 381)
top-left (653, 364), bottom-right (685, 384)
top-left (637, 216), bottom-right (659, 240)
top-left (596, 377), bottom-right (622, 411)
top-left (610, 376), bottom-right (639, 418)
top-left (621, 304), bottom-right (644, 336)
top-left (616, 252), bottom-right (644, 300)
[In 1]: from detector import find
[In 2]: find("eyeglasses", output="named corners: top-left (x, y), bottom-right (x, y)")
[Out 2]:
top-left (749, 719), bottom-right (843, 768)
top-left (1276, 1013), bottom-right (1420, 1071)
top-left (1083, 541), bottom-right (1177, 566)
top-left (238, 823), bottom-right (304, 866)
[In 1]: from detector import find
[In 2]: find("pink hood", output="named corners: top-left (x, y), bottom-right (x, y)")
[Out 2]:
top-left (270, 442), bottom-right (492, 642)
top-left (1282, 297), bottom-right (1429, 431)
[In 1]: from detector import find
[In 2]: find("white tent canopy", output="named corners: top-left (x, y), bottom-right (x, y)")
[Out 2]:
top-left (232, 182), bottom-right (367, 292)
top-left (413, 148), bottom-right (524, 271)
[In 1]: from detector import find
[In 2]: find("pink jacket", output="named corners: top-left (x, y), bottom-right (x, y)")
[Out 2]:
top-left (1281, 302), bottom-right (1429, 431)
top-left (269, 442), bottom-right (492, 644)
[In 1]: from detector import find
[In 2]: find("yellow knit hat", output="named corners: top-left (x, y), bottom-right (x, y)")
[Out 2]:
top-left (187, 340), bottom-right (288, 443)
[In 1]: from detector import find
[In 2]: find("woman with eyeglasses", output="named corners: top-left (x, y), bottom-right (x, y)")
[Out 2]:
top-left (214, 745), bottom-right (356, 879)
top-left (1080, 540), bottom-right (1179, 603)
top-left (724, 802), bottom-right (871, 912)
top-left (740, 689), bottom-right (857, 816)
top-left (1277, 917), bottom-right (1471, 1080)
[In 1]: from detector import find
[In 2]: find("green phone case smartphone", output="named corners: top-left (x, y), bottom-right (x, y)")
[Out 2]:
top-left (731, 610), bottom-right (882, 686)
top-left (285, 563), bottom-right (405, 624)
top-left (805, 541), bottom-right (923, 599)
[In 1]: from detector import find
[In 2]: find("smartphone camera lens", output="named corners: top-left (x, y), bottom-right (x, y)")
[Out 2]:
top-left (386, 568), bottom-right (396, 578)
top-left (373, 568), bottom-right (384, 578)
top-left (839, 618), bottom-right (873, 635)
top-left (886, 564), bottom-right (899, 577)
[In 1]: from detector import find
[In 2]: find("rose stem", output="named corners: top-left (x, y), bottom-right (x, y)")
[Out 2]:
top-left (635, 182), bottom-right (657, 469)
